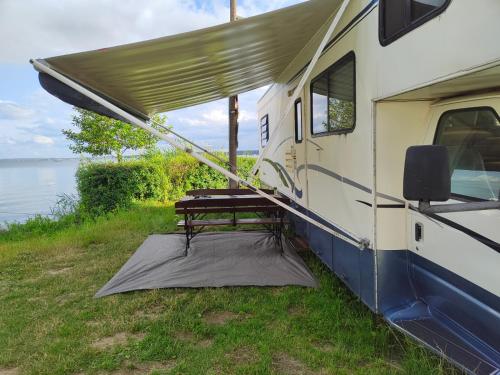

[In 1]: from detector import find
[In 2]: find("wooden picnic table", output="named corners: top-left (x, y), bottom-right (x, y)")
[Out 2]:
top-left (175, 188), bottom-right (290, 252)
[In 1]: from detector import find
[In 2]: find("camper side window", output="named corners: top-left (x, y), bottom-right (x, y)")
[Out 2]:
top-left (379, 0), bottom-right (451, 46)
top-left (294, 99), bottom-right (303, 143)
top-left (311, 52), bottom-right (355, 136)
top-left (261, 115), bottom-right (269, 146)
top-left (434, 107), bottom-right (500, 201)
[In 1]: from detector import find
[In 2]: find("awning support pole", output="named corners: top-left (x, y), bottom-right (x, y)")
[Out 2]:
top-left (228, 0), bottom-right (239, 189)
top-left (253, 0), bottom-right (351, 171)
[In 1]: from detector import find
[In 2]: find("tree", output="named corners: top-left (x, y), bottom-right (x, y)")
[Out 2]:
top-left (63, 108), bottom-right (167, 162)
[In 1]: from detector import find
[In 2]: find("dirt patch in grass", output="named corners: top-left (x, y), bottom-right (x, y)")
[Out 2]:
top-left (55, 292), bottom-right (79, 305)
top-left (92, 332), bottom-right (146, 350)
top-left (21, 276), bottom-right (43, 284)
top-left (175, 330), bottom-right (195, 342)
top-left (203, 311), bottom-right (240, 325)
top-left (105, 360), bottom-right (177, 375)
top-left (198, 338), bottom-right (213, 348)
top-left (175, 330), bottom-right (213, 349)
top-left (0, 368), bottom-right (19, 375)
top-left (134, 306), bottom-right (163, 320)
top-left (272, 353), bottom-right (313, 375)
top-left (226, 346), bottom-right (259, 365)
top-left (270, 287), bottom-right (285, 296)
top-left (46, 267), bottom-right (72, 276)
top-left (312, 341), bottom-right (335, 353)
top-left (288, 305), bottom-right (306, 317)
top-left (51, 248), bottom-right (84, 262)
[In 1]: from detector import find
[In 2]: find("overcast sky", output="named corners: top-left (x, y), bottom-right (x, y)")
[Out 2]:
top-left (0, 0), bottom-right (304, 159)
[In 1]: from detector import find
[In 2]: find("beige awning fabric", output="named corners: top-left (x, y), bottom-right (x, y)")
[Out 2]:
top-left (35, 0), bottom-right (341, 118)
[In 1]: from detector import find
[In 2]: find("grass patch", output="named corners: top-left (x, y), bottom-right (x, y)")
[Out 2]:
top-left (0, 202), bottom-right (459, 374)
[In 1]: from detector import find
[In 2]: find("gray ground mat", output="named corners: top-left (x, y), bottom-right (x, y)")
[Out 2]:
top-left (95, 231), bottom-right (318, 297)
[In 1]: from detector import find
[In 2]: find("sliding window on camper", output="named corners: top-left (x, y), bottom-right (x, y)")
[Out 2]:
top-left (310, 52), bottom-right (355, 136)
top-left (379, 0), bottom-right (451, 46)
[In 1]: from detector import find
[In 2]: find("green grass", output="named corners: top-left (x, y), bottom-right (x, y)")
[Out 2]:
top-left (0, 202), bottom-right (459, 374)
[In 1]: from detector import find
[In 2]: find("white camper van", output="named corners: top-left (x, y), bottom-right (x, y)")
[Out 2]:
top-left (255, 1), bottom-right (500, 373)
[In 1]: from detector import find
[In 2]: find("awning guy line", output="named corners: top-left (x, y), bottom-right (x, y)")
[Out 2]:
top-left (31, 58), bottom-right (366, 249)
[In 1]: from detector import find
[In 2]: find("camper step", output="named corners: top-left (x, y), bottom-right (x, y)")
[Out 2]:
top-left (177, 218), bottom-right (288, 227)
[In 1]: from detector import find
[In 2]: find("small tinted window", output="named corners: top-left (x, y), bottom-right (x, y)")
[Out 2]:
top-left (380, 0), bottom-right (450, 45)
top-left (311, 53), bottom-right (355, 135)
top-left (435, 108), bottom-right (500, 201)
top-left (260, 115), bottom-right (269, 146)
top-left (294, 99), bottom-right (303, 143)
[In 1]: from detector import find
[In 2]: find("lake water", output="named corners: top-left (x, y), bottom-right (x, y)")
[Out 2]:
top-left (0, 158), bottom-right (80, 226)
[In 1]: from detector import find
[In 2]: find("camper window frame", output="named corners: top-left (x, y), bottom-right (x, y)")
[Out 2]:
top-left (433, 106), bottom-right (500, 202)
top-left (379, 0), bottom-right (451, 46)
top-left (294, 98), bottom-right (303, 143)
top-left (310, 51), bottom-right (356, 138)
top-left (260, 114), bottom-right (269, 147)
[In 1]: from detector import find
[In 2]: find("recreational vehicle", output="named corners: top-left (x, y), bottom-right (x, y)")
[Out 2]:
top-left (256, 1), bottom-right (500, 373)
top-left (31, 0), bottom-right (499, 373)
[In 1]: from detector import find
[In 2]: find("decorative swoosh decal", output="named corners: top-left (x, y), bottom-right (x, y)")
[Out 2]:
top-left (306, 139), bottom-right (324, 151)
top-left (356, 200), bottom-right (405, 209)
top-left (424, 211), bottom-right (500, 254)
top-left (274, 136), bottom-right (293, 152)
top-left (263, 159), bottom-right (303, 198)
top-left (263, 158), bottom-right (289, 188)
top-left (307, 164), bottom-right (371, 193)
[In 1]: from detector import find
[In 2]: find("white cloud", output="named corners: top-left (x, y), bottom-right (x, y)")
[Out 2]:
top-left (201, 109), bottom-right (229, 125)
top-left (0, 94), bottom-right (72, 158)
top-left (0, 136), bottom-right (17, 145)
top-left (0, 100), bottom-right (36, 120)
top-left (0, 0), bottom-right (224, 63)
top-left (200, 108), bottom-right (256, 125)
top-left (0, 0), bottom-right (305, 63)
top-left (239, 110), bottom-right (257, 122)
top-left (33, 135), bottom-right (55, 145)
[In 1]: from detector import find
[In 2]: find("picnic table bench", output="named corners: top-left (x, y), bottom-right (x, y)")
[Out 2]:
top-left (175, 188), bottom-right (290, 252)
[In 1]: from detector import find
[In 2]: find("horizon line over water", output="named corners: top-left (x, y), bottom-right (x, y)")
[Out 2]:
top-left (0, 150), bottom-right (259, 163)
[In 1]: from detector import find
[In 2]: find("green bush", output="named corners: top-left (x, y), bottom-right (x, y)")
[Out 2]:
top-left (75, 150), bottom-right (258, 216)
top-left (144, 150), bottom-right (258, 200)
top-left (76, 160), bottom-right (167, 215)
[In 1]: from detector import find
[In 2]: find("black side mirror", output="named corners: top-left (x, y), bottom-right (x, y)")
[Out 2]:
top-left (403, 145), bottom-right (451, 203)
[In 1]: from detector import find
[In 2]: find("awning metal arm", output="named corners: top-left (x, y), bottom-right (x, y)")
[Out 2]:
top-left (253, 0), bottom-right (351, 172)
top-left (31, 58), bottom-right (365, 249)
